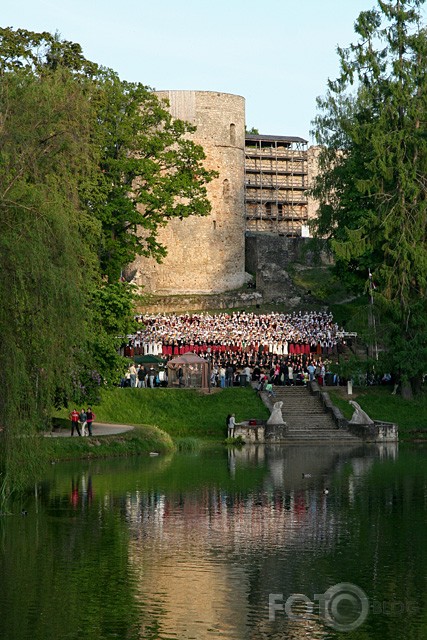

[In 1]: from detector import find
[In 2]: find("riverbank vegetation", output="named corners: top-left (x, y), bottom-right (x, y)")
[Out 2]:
top-left (52, 383), bottom-right (427, 455)
top-left (45, 424), bottom-right (174, 462)
top-left (0, 28), bottom-right (215, 499)
top-left (55, 387), bottom-right (270, 440)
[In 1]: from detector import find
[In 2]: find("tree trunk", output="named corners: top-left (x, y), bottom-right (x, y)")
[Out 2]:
top-left (410, 375), bottom-right (422, 396)
top-left (401, 380), bottom-right (413, 400)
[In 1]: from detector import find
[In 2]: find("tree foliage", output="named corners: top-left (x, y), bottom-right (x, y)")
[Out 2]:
top-left (88, 71), bottom-right (216, 281)
top-left (311, 0), bottom-right (427, 395)
top-left (0, 67), bottom-right (99, 494)
top-left (0, 27), bottom-right (215, 496)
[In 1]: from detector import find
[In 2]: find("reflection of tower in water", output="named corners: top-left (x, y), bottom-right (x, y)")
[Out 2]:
top-left (124, 444), bottom-right (388, 639)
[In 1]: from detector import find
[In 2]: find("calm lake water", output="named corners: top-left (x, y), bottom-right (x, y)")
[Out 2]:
top-left (1, 443), bottom-right (426, 640)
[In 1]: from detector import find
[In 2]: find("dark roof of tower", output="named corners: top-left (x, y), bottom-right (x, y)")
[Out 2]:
top-left (245, 134), bottom-right (308, 144)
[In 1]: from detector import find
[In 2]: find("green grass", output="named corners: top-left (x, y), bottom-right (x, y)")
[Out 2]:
top-left (327, 386), bottom-right (427, 439)
top-left (56, 386), bottom-right (269, 440)
top-left (43, 424), bottom-right (174, 461)
top-left (175, 437), bottom-right (203, 453)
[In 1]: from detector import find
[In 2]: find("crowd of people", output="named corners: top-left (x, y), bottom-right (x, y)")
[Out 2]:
top-left (122, 310), bottom-right (347, 388)
top-left (132, 310), bottom-right (343, 358)
top-left (120, 362), bottom-right (168, 388)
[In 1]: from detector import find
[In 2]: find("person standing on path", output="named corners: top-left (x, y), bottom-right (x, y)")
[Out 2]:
top-left (177, 366), bottom-right (184, 387)
top-left (69, 409), bottom-right (81, 436)
top-left (79, 408), bottom-right (87, 436)
top-left (86, 407), bottom-right (95, 437)
top-left (137, 365), bottom-right (147, 388)
top-left (148, 367), bottom-right (156, 388)
top-left (226, 364), bottom-right (234, 388)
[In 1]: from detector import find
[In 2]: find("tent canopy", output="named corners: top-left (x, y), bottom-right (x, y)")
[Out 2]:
top-left (168, 352), bottom-right (207, 364)
top-left (134, 354), bottom-right (166, 364)
top-left (168, 352), bottom-right (209, 388)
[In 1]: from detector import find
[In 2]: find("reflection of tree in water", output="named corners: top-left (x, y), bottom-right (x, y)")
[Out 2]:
top-left (0, 476), bottom-right (141, 640)
top-left (2, 443), bottom-right (423, 640)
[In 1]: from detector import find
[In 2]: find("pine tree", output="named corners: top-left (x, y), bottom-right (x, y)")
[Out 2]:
top-left (311, 0), bottom-right (427, 396)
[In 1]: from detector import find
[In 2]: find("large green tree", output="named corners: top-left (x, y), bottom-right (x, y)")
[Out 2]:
top-left (311, 0), bottom-right (427, 397)
top-left (0, 66), bottom-right (100, 494)
top-left (90, 70), bottom-right (216, 282)
top-left (0, 27), bottom-right (215, 498)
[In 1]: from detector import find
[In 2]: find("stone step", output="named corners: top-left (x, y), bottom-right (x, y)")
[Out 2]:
top-left (262, 384), bottom-right (358, 442)
top-left (287, 426), bottom-right (343, 431)
top-left (284, 413), bottom-right (331, 418)
top-left (287, 436), bottom-right (352, 440)
top-left (286, 430), bottom-right (355, 437)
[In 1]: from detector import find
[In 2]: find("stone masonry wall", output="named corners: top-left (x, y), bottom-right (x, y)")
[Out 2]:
top-left (130, 91), bottom-right (246, 295)
top-left (246, 233), bottom-right (333, 306)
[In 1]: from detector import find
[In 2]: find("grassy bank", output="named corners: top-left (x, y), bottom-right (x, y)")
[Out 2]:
top-left (56, 386), bottom-right (269, 440)
top-left (327, 386), bottom-right (427, 440)
top-left (44, 424), bottom-right (175, 461)
top-left (53, 384), bottom-right (427, 455)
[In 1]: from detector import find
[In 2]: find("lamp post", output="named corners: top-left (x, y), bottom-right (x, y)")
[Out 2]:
top-left (368, 268), bottom-right (378, 361)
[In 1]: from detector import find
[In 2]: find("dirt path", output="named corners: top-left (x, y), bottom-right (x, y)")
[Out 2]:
top-left (48, 422), bottom-right (135, 437)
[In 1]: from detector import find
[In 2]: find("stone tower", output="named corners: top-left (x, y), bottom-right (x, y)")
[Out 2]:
top-left (130, 90), bottom-right (246, 295)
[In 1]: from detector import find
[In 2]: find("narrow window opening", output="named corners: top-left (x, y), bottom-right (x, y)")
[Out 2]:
top-left (223, 179), bottom-right (230, 198)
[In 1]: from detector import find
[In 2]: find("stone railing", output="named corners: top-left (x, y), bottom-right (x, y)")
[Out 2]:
top-left (234, 420), bottom-right (266, 443)
top-left (346, 421), bottom-right (398, 442)
top-left (309, 381), bottom-right (398, 442)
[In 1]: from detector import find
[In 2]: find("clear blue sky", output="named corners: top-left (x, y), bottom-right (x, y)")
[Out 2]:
top-left (1, 0), bottom-right (402, 142)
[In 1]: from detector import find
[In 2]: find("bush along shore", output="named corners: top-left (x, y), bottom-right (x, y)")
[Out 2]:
top-left (45, 424), bottom-right (175, 461)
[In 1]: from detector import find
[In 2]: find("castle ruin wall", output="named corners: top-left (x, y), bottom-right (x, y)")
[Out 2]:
top-left (130, 91), bottom-right (246, 295)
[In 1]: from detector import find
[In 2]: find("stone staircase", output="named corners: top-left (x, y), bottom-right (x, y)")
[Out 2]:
top-left (265, 385), bottom-right (361, 443)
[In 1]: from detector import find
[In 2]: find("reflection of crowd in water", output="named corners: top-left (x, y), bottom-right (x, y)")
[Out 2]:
top-left (125, 484), bottom-right (336, 550)
top-left (124, 310), bottom-right (346, 387)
